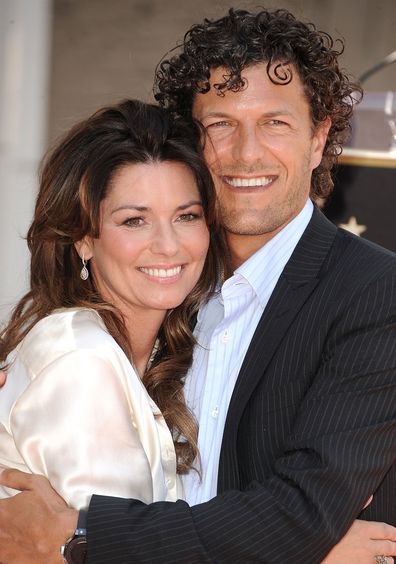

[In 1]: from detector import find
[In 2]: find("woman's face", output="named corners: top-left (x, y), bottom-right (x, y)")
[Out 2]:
top-left (79, 161), bottom-right (210, 320)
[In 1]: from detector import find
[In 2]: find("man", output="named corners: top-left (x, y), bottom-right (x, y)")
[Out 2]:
top-left (1, 8), bottom-right (396, 564)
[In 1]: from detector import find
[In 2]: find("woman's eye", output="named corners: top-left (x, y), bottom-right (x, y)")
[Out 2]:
top-left (123, 217), bottom-right (144, 227)
top-left (177, 213), bottom-right (200, 222)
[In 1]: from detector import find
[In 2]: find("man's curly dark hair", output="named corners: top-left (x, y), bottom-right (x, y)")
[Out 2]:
top-left (154, 8), bottom-right (362, 202)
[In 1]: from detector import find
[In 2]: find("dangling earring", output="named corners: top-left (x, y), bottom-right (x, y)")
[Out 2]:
top-left (80, 255), bottom-right (89, 280)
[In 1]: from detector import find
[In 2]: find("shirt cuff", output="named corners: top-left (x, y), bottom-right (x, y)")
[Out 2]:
top-left (78, 509), bottom-right (88, 530)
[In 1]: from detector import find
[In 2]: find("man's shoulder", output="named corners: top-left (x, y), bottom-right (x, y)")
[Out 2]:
top-left (334, 224), bottom-right (396, 274)
top-left (309, 208), bottom-right (396, 276)
top-left (316, 225), bottom-right (396, 307)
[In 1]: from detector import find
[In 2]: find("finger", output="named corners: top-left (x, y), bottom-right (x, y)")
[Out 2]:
top-left (370, 522), bottom-right (396, 542)
top-left (371, 539), bottom-right (396, 557)
top-left (357, 520), bottom-right (396, 541)
top-left (0, 468), bottom-right (46, 492)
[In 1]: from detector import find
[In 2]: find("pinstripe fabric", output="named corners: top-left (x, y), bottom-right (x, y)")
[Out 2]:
top-left (87, 208), bottom-right (396, 564)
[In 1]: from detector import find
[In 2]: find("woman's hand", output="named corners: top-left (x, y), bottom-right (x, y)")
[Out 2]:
top-left (322, 519), bottom-right (396, 564)
top-left (0, 468), bottom-right (78, 563)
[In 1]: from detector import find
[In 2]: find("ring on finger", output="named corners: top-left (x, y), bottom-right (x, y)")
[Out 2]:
top-left (375, 556), bottom-right (389, 564)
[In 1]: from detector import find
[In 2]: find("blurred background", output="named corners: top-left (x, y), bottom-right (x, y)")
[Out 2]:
top-left (1, 0), bottom-right (396, 322)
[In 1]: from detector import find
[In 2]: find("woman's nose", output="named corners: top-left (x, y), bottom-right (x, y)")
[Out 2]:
top-left (150, 223), bottom-right (179, 256)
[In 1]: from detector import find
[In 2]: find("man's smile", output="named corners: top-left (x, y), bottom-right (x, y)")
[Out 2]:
top-left (221, 175), bottom-right (277, 189)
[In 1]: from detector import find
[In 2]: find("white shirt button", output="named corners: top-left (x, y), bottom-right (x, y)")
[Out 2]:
top-left (211, 406), bottom-right (219, 419)
top-left (221, 331), bottom-right (230, 343)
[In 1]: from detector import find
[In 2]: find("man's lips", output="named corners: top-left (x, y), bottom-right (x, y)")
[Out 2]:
top-left (221, 175), bottom-right (276, 188)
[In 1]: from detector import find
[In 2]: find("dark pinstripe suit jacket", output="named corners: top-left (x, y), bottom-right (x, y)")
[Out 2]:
top-left (87, 208), bottom-right (396, 563)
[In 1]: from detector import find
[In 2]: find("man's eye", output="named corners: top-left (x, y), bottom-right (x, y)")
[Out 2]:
top-left (268, 119), bottom-right (287, 126)
top-left (206, 121), bottom-right (230, 128)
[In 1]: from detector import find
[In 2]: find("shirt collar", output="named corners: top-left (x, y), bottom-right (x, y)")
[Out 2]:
top-left (234, 199), bottom-right (314, 306)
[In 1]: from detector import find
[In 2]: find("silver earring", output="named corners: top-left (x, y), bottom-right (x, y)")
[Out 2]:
top-left (80, 255), bottom-right (89, 280)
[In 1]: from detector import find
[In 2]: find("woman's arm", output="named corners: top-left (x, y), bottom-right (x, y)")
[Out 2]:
top-left (7, 349), bottom-right (160, 509)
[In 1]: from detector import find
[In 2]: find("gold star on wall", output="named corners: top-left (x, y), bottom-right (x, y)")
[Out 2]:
top-left (339, 216), bottom-right (367, 237)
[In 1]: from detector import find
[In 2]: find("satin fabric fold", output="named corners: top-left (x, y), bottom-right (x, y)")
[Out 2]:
top-left (0, 308), bottom-right (182, 509)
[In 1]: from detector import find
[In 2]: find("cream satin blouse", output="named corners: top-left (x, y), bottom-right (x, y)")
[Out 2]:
top-left (0, 308), bottom-right (182, 509)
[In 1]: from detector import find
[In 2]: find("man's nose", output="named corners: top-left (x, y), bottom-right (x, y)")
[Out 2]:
top-left (233, 124), bottom-right (264, 165)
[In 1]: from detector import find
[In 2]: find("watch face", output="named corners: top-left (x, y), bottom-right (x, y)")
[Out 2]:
top-left (64, 537), bottom-right (87, 564)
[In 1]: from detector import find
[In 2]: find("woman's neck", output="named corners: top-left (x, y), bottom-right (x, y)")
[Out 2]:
top-left (124, 309), bottom-right (165, 377)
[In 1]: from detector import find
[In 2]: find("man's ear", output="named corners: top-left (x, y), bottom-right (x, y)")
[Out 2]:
top-left (311, 117), bottom-right (331, 170)
top-left (74, 237), bottom-right (94, 261)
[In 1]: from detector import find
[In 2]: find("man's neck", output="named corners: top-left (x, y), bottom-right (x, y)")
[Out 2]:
top-left (227, 202), bottom-right (312, 270)
top-left (228, 231), bottom-right (281, 270)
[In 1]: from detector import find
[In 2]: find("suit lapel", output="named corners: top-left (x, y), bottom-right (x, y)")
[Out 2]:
top-left (218, 209), bottom-right (338, 489)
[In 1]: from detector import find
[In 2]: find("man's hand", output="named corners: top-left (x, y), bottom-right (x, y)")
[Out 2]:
top-left (0, 468), bottom-right (78, 563)
top-left (322, 519), bottom-right (396, 563)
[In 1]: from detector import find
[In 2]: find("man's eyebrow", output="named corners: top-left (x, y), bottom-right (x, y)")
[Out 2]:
top-left (260, 109), bottom-right (295, 118)
top-left (199, 112), bottom-right (233, 118)
top-left (200, 109), bottom-right (295, 119)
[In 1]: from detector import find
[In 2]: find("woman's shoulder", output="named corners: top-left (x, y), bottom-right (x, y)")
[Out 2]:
top-left (16, 308), bottom-right (113, 374)
top-left (25, 307), bottom-right (107, 342)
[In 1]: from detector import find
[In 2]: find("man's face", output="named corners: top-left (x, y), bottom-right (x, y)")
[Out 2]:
top-left (192, 63), bottom-right (330, 264)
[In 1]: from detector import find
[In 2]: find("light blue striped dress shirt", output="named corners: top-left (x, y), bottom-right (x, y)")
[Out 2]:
top-left (182, 199), bottom-right (314, 505)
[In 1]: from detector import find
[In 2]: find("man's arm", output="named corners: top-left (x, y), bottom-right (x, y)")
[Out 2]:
top-left (0, 469), bottom-right (77, 563)
top-left (0, 470), bottom-right (395, 563)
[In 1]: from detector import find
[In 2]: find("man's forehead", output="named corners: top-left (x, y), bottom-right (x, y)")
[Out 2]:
top-left (205, 61), bottom-right (295, 83)
top-left (192, 62), bottom-right (303, 117)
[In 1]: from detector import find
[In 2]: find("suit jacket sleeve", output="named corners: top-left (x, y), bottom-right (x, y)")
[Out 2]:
top-left (87, 270), bottom-right (396, 564)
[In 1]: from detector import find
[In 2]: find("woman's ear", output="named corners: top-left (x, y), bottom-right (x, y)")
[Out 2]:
top-left (74, 237), bottom-right (94, 261)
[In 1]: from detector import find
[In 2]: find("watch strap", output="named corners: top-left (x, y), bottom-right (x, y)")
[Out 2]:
top-left (61, 526), bottom-right (87, 564)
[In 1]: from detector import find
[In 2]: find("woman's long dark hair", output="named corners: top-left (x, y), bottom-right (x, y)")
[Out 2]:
top-left (0, 99), bottom-right (226, 473)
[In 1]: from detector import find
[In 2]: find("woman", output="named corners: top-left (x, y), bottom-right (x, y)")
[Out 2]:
top-left (0, 99), bottom-right (224, 510)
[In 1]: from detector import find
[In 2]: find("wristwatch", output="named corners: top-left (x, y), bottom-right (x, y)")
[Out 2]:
top-left (61, 526), bottom-right (87, 563)
top-left (60, 511), bottom-right (87, 564)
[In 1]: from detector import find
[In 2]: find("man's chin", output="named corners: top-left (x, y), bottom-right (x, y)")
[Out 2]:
top-left (220, 210), bottom-right (278, 237)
